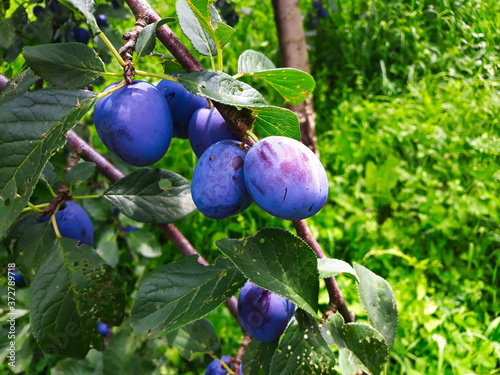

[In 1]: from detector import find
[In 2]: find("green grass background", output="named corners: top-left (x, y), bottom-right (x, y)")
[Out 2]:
top-left (1, 0), bottom-right (499, 373)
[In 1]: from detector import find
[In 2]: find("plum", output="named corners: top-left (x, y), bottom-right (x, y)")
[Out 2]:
top-left (191, 140), bottom-right (252, 219)
top-left (93, 80), bottom-right (173, 166)
top-left (205, 355), bottom-right (243, 375)
top-left (156, 78), bottom-right (208, 139)
top-left (39, 201), bottom-right (94, 246)
top-left (238, 281), bottom-right (295, 342)
top-left (188, 107), bottom-right (238, 158)
top-left (12, 269), bottom-right (27, 287)
top-left (97, 322), bottom-right (112, 336)
top-left (96, 14), bottom-right (110, 28)
top-left (72, 27), bottom-right (90, 44)
top-left (243, 136), bottom-right (328, 220)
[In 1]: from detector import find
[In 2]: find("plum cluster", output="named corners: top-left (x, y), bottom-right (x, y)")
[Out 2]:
top-left (238, 281), bottom-right (295, 342)
top-left (93, 78), bottom-right (328, 221)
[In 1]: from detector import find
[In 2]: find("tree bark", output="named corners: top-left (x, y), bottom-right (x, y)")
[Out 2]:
top-left (271, 0), bottom-right (318, 154)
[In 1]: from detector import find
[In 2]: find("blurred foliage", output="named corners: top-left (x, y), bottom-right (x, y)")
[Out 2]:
top-left (1, 0), bottom-right (499, 373)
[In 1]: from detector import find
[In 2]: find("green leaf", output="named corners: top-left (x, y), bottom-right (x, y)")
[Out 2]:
top-left (125, 230), bottom-right (162, 258)
top-left (317, 258), bottom-right (359, 281)
top-left (102, 324), bottom-right (156, 375)
top-left (166, 319), bottom-right (221, 360)
top-left (65, 161), bottom-right (96, 186)
top-left (135, 19), bottom-right (174, 57)
top-left (23, 43), bottom-right (105, 88)
top-left (60, 0), bottom-right (100, 36)
top-left (51, 358), bottom-right (97, 375)
top-left (0, 89), bottom-right (97, 241)
top-left (339, 323), bottom-right (389, 375)
top-left (251, 106), bottom-right (300, 140)
top-left (242, 340), bottom-right (278, 375)
top-left (238, 49), bottom-right (276, 73)
top-left (102, 168), bottom-right (196, 224)
top-left (269, 310), bottom-right (337, 374)
top-left (131, 256), bottom-right (246, 338)
top-left (252, 68), bottom-right (315, 105)
top-left (354, 263), bottom-right (398, 349)
top-left (177, 70), bottom-right (267, 107)
top-left (209, 4), bottom-right (235, 47)
top-left (29, 238), bottom-right (125, 359)
top-left (176, 0), bottom-right (217, 57)
top-left (216, 228), bottom-right (319, 318)
top-left (0, 68), bottom-right (39, 105)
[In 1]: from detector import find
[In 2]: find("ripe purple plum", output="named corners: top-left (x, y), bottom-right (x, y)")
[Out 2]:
top-left (156, 78), bottom-right (208, 139)
top-left (93, 81), bottom-right (173, 166)
top-left (191, 140), bottom-right (252, 219)
top-left (97, 322), bottom-right (112, 336)
top-left (243, 136), bottom-right (328, 220)
top-left (39, 201), bottom-right (94, 246)
top-left (188, 107), bottom-right (238, 158)
top-left (71, 27), bottom-right (90, 44)
top-left (205, 355), bottom-right (243, 375)
top-left (238, 281), bottom-right (295, 342)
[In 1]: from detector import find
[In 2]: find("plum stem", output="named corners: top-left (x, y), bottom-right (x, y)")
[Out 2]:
top-left (99, 33), bottom-right (127, 67)
top-left (292, 219), bottom-right (354, 323)
top-left (65, 130), bottom-right (242, 327)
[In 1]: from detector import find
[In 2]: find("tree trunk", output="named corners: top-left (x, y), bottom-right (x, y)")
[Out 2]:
top-left (272, 0), bottom-right (318, 154)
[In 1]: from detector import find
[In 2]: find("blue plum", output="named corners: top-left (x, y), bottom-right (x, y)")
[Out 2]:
top-left (45, 0), bottom-right (60, 13)
top-left (93, 81), bottom-right (173, 166)
top-left (12, 269), bottom-right (27, 287)
top-left (191, 140), bottom-right (252, 219)
top-left (238, 281), bottom-right (295, 342)
top-left (72, 27), bottom-right (90, 44)
top-left (205, 355), bottom-right (243, 375)
top-left (40, 201), bottom-right (94, 246)
top-left (33, 5), bottom-right (45, 17)
top-left (96, 14), bottom-right (110, 27)
top-left (188, 107), bottom-right (238, 158)
top-left (156, 78), bottom-right (208, 139)
top-left (243, 136), bottom-right (328, 220)
top-left (97, 322), bottom-right (112, 336)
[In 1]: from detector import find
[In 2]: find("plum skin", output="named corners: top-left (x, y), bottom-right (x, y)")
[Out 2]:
top-left (39, 201), bottom-right (94, 246)
top-left (191, 140), bottom-right (252, 219)
top-left (243, 136), bottom-right (328, 220)
top-left (97, 322), bottom-right (112, 336)
top-left (156, 79), bottom-right (208, 139)
top-left (238, 281), bottom-right (295, 342)
top-left (93, 81), bottom-right (173, 167)
top-left (189, 107), bottom-right (238, 158)
top-left (205, 355), bottom-right (243, 375)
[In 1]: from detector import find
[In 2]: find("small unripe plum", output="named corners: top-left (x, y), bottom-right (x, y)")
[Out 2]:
top-left (243, 136), bottom-right (328, 220)
top-left (39, 201), bottom-right (94, 246)
top-left (93, 81), bottom-right (173, 166)
top-left (191, 140), bottom-right (252, 219)
top-left (72, 27), bottom-right (90, 44)
top-left (188, 107), bottom-right (238, 158)
top-left (156, 78), bottom-right (208, 139)
top-left (238, 281), bottom-right (295, 342)
top-left (205, 355), bottom-right (243, 375)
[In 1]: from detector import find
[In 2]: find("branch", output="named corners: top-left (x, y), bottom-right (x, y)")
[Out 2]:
top-left (65, 130), bottom-right (240, 324)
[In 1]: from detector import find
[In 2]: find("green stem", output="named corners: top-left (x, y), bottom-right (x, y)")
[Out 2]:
top-left (232, 72), bottom-right (245, 80)
top-left (134, 70), bottom-right (178, 81)
top-left (99, 32), bottom-right (127, 67)
top-left (51, 202), bottom-right (63, 238)
top-left (22, 202), bottom-right (49, 213)
top-left (245, 130), bottom-right (259, 143)
top-left (216, 44), bottom-right (224, 72)
top-left (71, 194), bottom-right (102, 200)
top-left (97, 80), bottom-right (127, 99)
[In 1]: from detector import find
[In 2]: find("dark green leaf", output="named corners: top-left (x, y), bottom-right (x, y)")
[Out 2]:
top-left (252, 68), bottom-right (315, 105)
top-left (354, 263), bottom-right (398, 349)
top-left (166, 319), bottom-right (221, 360)
top-left (23, 43), bottom-right (105, 88)
top-left (269, 310), bottom-right (337, 374)
top-left (103, 168), bottom-right (196, 224)
top-left (0, 69), bottom-right (39, 105)
top-left (103, 324), bottom-right (157, 375)
top-left (65, 161), bottom-right (96, 186)
top-left (251, 106), bottom-right (300, 140)
top-left (339, 323), bottom-right (389, 375)
top-left (176, 0), bottom-right (217, 57)
top-left (131, 256), bottom-right (246, 337)
top-left (0, 89), bottom-right (97, 241)
top-left (209, 4), bottom-right (234, 47)
top-left (238, 49), bottom-right (276, 73)
top-left (177, 70), bottom-right (267, 107)
top-left (95, 227), bottom-right (119, 267)
top-left (61, 0), bottom-right (100, 36)
top-left (0, 18), bottom-right (16, 50)
top-left (51, 358), bottom-right (97, 375)
top-left (29, 238), bottom-right (125, 359)
top-left (135, 19), bottom-right (174, 57)
top-left (317, 258), bottom-right (359, 281)
top-left (242, 340), bottom-right (278, 375)
top-left (216, 228), bottom-right (319, 318)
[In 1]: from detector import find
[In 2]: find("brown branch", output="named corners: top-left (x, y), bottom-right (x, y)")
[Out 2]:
top-left (231, 333), bottom-right (251, 374)
top-left (65, 130), bottom-right (241, 325)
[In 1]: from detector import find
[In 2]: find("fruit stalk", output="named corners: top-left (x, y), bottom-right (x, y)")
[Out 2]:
top-left (65, 130), bottom-right (240, 324)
